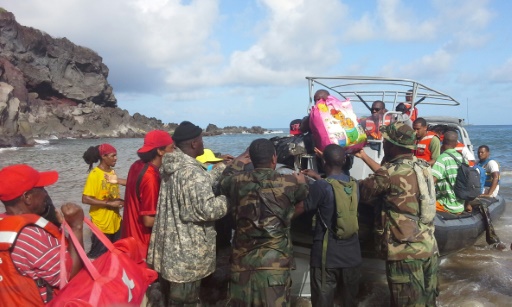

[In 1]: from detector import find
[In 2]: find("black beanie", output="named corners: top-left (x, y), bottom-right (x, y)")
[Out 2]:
top-left (172, 121), bottom-right (203, 143)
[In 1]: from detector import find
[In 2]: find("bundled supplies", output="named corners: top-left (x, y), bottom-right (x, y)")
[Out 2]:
top-left (309, 96), bottom-right (367, 152)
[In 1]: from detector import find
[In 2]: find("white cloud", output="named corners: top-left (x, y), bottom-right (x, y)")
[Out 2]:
top-left (162, 0), bottom-right (349, 89)
top-left (344, 0), bottom-right (437, 42)
top-left (397, 49), bottom-right (453, 78)
top-left (129, 0), bottom-right (220, 67)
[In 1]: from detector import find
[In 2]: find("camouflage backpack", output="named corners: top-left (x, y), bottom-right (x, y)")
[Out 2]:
top-left (403, 157), bottom-right (436, 224)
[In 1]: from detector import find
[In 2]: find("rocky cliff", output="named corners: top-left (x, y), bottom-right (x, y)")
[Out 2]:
top-left (0, 8), bottom-right (178, 147)
top-left (0, 9), bottom-right (268, 147)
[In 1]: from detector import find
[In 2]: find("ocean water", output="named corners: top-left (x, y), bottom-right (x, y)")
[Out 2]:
top-left (0, 126), bottom-right (511, 306)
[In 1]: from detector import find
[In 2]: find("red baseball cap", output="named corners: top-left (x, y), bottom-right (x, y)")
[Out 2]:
top-left (137, 130), bottom-right (174, 153)
top-left (0, 164), bottom-right (59, 202)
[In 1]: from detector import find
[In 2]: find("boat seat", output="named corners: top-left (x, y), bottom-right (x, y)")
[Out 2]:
top-left (436, 211), bottom-right (477, 220)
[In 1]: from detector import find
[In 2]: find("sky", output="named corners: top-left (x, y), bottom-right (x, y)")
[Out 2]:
top-left (1, 0), bottom-right (511, 128)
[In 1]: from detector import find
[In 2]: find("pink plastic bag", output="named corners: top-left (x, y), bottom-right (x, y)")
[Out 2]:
top-left (309, 96), bottom-right (367, 152)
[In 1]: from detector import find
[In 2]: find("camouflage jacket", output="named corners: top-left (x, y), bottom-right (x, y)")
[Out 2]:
top-left (221, 160), bottom-right (309, 272)
top-left (359, 153), bottom-right (438, 261)
top-left (203, 162), bottom-right (226, 196)
top-left (147, 148), bottom-right (228, 282)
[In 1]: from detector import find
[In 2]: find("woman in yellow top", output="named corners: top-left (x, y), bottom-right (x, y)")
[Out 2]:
top-left (82, 143), bottom-right (124, 259)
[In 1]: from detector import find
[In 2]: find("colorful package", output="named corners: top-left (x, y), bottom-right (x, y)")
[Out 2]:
top-left (309, 96), bottom-right (367, 152)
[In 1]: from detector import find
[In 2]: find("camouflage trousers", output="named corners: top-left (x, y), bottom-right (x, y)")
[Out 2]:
top-left (228, 269), bottom-right (291, 307)
top-left (386, 254), bottom-right (439, 307)
top-left (159, 276), bottom-right (201, 307)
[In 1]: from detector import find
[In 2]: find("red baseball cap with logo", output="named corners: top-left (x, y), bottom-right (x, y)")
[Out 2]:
top-left (137, 130), bottom-right (174, 153)
top-left (0, 164), bottom-right (59, 202)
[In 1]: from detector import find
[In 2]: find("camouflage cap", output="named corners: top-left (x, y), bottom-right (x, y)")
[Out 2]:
top-left (380, 122), bottom-right (417, 150)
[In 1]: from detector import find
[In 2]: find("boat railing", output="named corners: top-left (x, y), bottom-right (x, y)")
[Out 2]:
top-left (306, 76), bottom-right (460, 115)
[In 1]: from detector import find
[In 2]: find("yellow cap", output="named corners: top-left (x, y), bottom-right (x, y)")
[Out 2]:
top-left (196, 149), bottom-right (223, 164)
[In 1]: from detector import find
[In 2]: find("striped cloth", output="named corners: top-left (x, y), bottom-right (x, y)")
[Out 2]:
top-left (431, 149), bottom-right (465, 214)
top-left (11, 226), bottom-right (70, 303)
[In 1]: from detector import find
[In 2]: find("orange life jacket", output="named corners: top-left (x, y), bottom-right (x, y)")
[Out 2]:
top-left (0, 214), bottom-right (62, 306)
top-left (364, 115), bottom-right (391, 139)
top-left (455, 142), bottom-right (475, 166)
top-left (415, 131), bottom-right (439, 162)
top-left (403, 103), bottom-right (418, 121)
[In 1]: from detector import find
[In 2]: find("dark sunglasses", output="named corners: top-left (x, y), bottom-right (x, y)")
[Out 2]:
top-left (371, 107), bottom-right (382, 112)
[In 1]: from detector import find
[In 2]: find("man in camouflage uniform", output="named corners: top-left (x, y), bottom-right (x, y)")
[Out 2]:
top-left (220, 138), bottom-right (309, 306)
top-left (147, 121), bottom-right (229, 306)
top-left (355, 123), bottom-right (439, 307)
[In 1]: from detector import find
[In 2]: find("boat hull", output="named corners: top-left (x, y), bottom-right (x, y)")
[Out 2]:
top-left (434, 195), bottom-right (506, 255)
top-left (290, 195), bottom-right (506, 297)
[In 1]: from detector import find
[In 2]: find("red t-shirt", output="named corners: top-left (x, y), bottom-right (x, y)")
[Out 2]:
top-left (121, 160), bottom-right (160, 259)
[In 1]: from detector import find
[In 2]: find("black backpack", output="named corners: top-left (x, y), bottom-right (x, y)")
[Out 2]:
top-left (445, 152), bottom-right (481, 201)
top-left (270, 135), bottom-right (306, 168)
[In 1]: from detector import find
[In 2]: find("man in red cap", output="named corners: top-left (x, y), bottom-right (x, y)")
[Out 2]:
top-left (0, 164), bottom-right (84, 305)
top-left (121, 130), bottom-right (175, 259)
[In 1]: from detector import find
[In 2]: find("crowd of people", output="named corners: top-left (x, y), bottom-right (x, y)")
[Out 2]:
top-left (0, 91), bottom-right (505, 306)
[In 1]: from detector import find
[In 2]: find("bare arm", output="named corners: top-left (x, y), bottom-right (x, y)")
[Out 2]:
top-left (57, 203), bottom-right (84, 278)
top-left (220, 154), bottom-right (235, 163)
top-left (115, 178), bottom-right (127, 186)
top-left (302, 169), bottom-right (322, 180)
top-left (142, 215), bottom-right (155, 228)
top-left (354, 149), bottom-right (381, 172)
top-left (82, 194), bottom-right (124, 209)
top-left (104, 172), bottom-right (126, 186)
top-left (485, 172), bottom-right (499, 196)
top-left (293, 201), bottom-right (305, 219)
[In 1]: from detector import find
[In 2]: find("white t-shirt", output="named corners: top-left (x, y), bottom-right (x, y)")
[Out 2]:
top-left (481, 160), bottom-right (500, 197)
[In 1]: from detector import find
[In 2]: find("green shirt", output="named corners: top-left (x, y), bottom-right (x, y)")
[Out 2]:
top-left (429, 135), bottom-right (441, 162)
top-left (431, 149), bottom-right (465, 214)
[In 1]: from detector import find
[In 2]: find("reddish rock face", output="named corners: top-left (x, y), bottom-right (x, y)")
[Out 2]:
top-left (0, 58), bottom-right (28, 108)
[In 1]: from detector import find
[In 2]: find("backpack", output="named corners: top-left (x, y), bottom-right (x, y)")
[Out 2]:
top-left (270, 135), bottom-right (306, 168)
top-left (445, 152), bottom-right (481, 201)
top-left (323, 177), bottom-right (359, 239)
top-left (472, 163), bottom-right (486, 194)
top-left (404, 157), bottom-right (437, 224)
top-left (317, 176), bottom-right (358, 289)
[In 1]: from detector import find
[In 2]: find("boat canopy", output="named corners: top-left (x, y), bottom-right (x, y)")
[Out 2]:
top-left (306, 76), bottom-right (460, 113)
